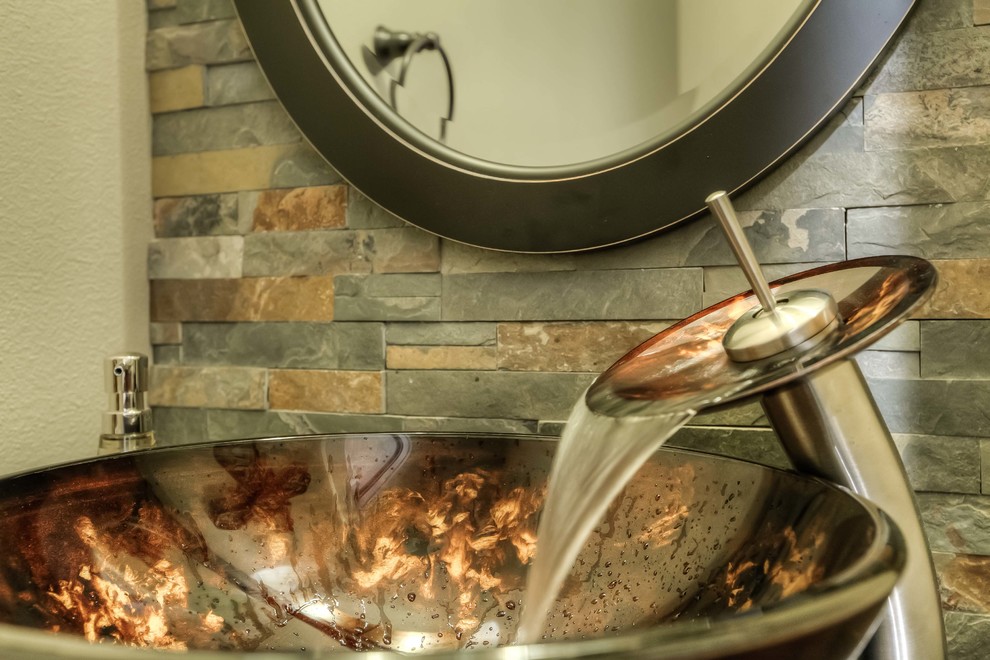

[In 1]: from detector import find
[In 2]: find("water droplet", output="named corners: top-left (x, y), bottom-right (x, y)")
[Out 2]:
top-left (407, 592), bottom-right (416, 602)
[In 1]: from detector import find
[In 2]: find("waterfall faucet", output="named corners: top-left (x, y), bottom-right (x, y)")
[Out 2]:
top-left (586, 192), bottom-right (946, 660)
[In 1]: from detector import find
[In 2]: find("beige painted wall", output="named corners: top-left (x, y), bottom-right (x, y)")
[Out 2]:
top-left (0, 0), bottom-right (151, 474)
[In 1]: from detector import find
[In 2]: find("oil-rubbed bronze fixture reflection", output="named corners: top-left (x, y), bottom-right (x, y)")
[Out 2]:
top-left (0, 434), bottom-right (901, 658)
top-left (370, 26), bottom-right (455, 141)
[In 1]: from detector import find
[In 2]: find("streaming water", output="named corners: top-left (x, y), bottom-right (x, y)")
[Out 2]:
top-left (516, 393), bottom-right (696, 643)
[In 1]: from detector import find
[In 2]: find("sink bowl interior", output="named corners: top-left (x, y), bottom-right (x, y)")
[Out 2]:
top-left (0, 433), bottom-right (901, 658)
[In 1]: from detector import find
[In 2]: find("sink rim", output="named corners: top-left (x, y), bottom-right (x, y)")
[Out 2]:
top-left (0, 432), bottom-right (904, 659)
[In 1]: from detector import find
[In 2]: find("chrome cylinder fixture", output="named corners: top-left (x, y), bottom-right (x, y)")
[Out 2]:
top-left (586, 192), bottom-right (946, 659)
top-left (99, 353), bottom-right (156, 455)
top-left (761, 361), bottom-right (945, 659)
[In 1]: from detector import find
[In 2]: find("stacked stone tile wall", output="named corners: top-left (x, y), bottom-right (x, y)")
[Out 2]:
top-left (146, 0), bottom-right (989, 654)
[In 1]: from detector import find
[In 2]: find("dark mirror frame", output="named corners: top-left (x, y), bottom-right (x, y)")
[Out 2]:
top-left (234, 0), bottom-right (914, 253)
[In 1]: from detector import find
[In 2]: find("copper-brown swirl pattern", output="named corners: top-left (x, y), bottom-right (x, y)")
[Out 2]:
top-left (0, 434), bottom-right (901, 658)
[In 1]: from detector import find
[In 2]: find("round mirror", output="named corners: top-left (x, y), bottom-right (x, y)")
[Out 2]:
top-left (235, 0), bottom-right (914, 252)
top-left (323, 0), bottom-right (810, 168)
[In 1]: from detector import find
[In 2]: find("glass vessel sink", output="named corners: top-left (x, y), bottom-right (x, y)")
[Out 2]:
top-left (0, 433), bottom-right (902, 658)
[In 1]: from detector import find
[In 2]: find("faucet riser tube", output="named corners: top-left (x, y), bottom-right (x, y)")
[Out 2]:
top-left (761, 358), bottom-right (946, 660)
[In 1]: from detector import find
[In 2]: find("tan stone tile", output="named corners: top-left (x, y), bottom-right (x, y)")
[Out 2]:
top-left (367, 227), bottom-right (440, 273)
top-left (250, 185), bottom-right (347, 231)
top-left (386, 345), bottom-right (497, 370)
top-left (497, 321), bottom-right (669, 372)
top-left (149, 65), bottom-right (205, 114)
top-left (934, 552), bottom-right (990, 614)
top-left (269, 369), bottom-right (383, 413)
top-left (153, 144), bottom-right (297, 197)
top-left (916, 260), bottom-right (990, 319)
top-left (149, 322), bottom-right (182, 345)
top-left (150, 365), bottom-right (266, 409)
top-left (150, 276), bottom-right (333, 322)
top-left (976, 0), bottom-right (990, 26)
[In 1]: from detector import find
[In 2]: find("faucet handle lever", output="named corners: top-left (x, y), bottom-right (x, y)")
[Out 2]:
top-left (705, 191), bottom-right (777, 316)
top-left (705, 191), bottom-right (840, 362)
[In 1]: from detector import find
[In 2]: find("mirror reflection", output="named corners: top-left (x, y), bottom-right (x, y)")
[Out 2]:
top-left (320, 0), bottom-right (810, 167)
